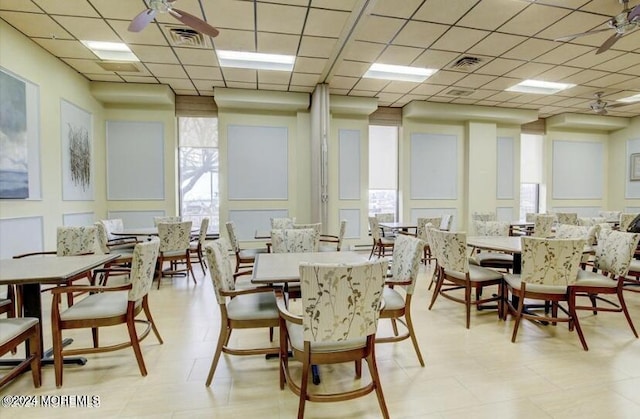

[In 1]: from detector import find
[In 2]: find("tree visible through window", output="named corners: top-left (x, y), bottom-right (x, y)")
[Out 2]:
top-left (178, 117), bottom-right (219, 233)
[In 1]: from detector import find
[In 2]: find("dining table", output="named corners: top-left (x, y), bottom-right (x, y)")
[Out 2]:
top-left (0, 253), bottom-right (119, 366)
top-left (378, 221), bottom-right (417, 235)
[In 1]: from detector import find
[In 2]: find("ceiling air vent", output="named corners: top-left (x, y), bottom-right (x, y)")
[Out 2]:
top-left (450, 56), bottom-right (482, 71)
top-left (97, 62), bottom-right (140, 72)
top-left (446, 89), bottom-right (474, 97)
top-left (167, 26), bottom-right (207, 47)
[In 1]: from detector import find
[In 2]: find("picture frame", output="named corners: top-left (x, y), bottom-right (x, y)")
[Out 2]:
top-left (61, 99), bottom-right (93, 200)
top-left (631, 153), bottom-right (640, 181)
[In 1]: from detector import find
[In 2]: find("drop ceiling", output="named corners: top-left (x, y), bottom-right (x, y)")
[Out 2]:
top-left (1, 0), bottom-right (640, 118)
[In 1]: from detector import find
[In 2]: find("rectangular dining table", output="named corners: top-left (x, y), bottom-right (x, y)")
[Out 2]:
top-left (0, 253), bottom-right (119, 366)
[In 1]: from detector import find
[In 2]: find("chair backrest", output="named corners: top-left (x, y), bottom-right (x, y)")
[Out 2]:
top-left (205, 239), bottom-right (236, 305)
top-left (375, 213), bottom-right (394, 223)
top-left (127, 240), bottom-right (160, 302)
top-left (300, 259), bottom-right (388, 343)
top-left (556, 212), bottom-right (578, 225)
top-left (598, 211), bottom-right (621, 222)
top-left (440, 214), bottom-right (453, 231)
top-left (473, 220), bottom-right (510, 236)
top-left (94, 221), bottom-right (111, 254)
top-left (417, 217), bottom-right (442, 242)
top-left (196, 217), bottom-right (210, 244)
top-left (293, 223), bottom-right (322, 235)
top-left (429, 229), bottom-right (469, 274)
top-left (532, 214), bottom-right (555, 238)
top-left (525, 213), bottom-right (537, 222)
top-left (368, 216), bottom-right (382, 241)
top-left (594, 230), bottom-right (640, 277)
top-left (577, 217), bottom-right (606, 226)
top-left (555, 224), bottom-right (600, 246)
top-left (520, 237), bottom-right (585, 286)
top-left (271, 228), bottom-right (319, 253)
top-left (271, 217), bottom-right (295, 229)
top-left (225, 221), bottom-right (241, 253)
top-left (389, 234), bottom-right (423, 295)
top-left (56, 226), bottom-right (97, 256)
top-left (620, 213), bottom-right (638, 231)
top-left (471, 211), bottom-right (496, 222)
top-left (99, 218), bottom-right (124, 241)
top-left (153, 216), bottom-right (182, 226)
top-left (337, 220), bottom-right (347, 250)
top-left (157, 221), bottom-right (192, 252)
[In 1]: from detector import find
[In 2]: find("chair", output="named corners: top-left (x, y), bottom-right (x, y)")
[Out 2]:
top-left (156, 221), bottom-right (196, 289)
top-left (503, 237), bottom-right (586, 349)
top-left (555, 224), bottom-right (600, 268)
top-left (0, 317), bottom-right (41, 389)
top-left (271, 217), bottom-right (296, 229)
top-left (275, 259), bottom-right (390, 419)
top-left (14, 226), bottom-right (98, 306)
top-left (439, 214), bottom-right (453, 231)
top-left (619, 213), bottom-right (638, 231)
top-left (531, 214), bottom-right (555, 238)
top-left (368, 216), bottom-right (394, 259)
top-left (471, 211), bottom-right (496, 222)
top-left (429, 229), bottom-right (504, 328)
top-left (0, 285), bottom-right (16, 319)
top-left (569, 230), bottom-right (640, 350)
top-left (376, 212), bottom-right (395, 237)
top-left (226, 221), bottom-right (268, 274)
top-left (97, 218), bottom-right (138, 251)
top-left (577, 216), bottom-right (606, 227)
top-left (598, 210), bottom-right (621, 222)
top-left (94, 221), bottom-right (135, 285)
top-left (204, 239), bottom-right (279, 386)
top-left (189, 217), bottom-right (209, 271)
top-left (318, 220), bottom-right (347, 252)
top-left (416, 217), bottom-right (441, 264)
top-left (556, 212), bottom-right (578, 225)
top-left (293, 222), bottom-right (322, 236)
top-left (470, 221), bottom-right (514, 271)
top-left (271, 228), bottom-right (319, 253)
top-left (377, 234), bottom-right (425, 366)
top-left (153, 216), bottom-right (182, 226)
top-left (51, 240), bottom-right (164, 387)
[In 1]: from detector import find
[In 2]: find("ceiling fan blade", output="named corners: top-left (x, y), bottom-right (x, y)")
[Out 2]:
top-left (596, 32), bottom-right (623, 54)
top-left (170, 8), bottom-right (219, 37)
top-left (629, 4), bottom-right (640, 21)
top-left (554, 28), bottom-right (611, 42)
top-left (128, 9), bottom-right (157, 32)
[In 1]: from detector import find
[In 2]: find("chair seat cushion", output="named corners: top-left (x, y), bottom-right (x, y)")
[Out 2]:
top-left (628, 258), bottom-right (640, 273)
top-left (472, 252), bottom-right (514, 265)
top-left (0, 318), bottom-right (38, 346)
top-left (381, 287), bottom-right (405, 311)
top-left (238, 248), bottom-right (268, 259)
top-left (226, 292), bottom-right (278, 321)
top-left (504, 274), bottom-right (567, 294)
top-left (379, 237), bottom-right (395, 245)
top-left (286, 321), bottom-right (367, 353)
top-left (574, 270), bottom-right (618, 288)
top-left (162, 250), bottom-right (187, 258)
top-left (60, 291), bottom-right (129, 321)
top-left (445, 265), bottom-right (503, 283)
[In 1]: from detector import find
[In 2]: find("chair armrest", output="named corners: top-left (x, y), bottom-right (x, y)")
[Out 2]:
top-left (384, 279), bottom-right (412, 287)
top-left (319, 234), bottom-right (339, 243)
top-left (50, 283), bottom-right (132, 294)
top-left (397, 231), bottom-right (417, 237)
top-left (274, 289), bottom-right (302, 324)
top-left (13, 251), bottom-right (56, 259)
top-left (220, 286), bottom-right (276, 298)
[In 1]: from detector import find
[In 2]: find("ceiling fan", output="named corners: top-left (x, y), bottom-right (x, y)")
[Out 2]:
top-left (128, 0), bottom-right (219, 38)
top-left (554, 0), bottom-right (640, 54)
top-left (589, 92), bottom-right (628, 115)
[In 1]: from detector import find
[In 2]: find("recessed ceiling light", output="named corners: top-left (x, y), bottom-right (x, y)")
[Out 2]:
top-left (81, 40), bottom-right (139, 62)
top-left (363, 63), bottom-right (437, 83)
top-left (617, 93), bottom-right (640, 103)
top-left (217, 50), bottom-right (295, 71)
top-left (506, 79), bottom-right (575, 94)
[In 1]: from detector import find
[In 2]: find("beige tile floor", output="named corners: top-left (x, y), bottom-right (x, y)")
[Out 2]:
top-left (2, 256), bottom-right (640, 418)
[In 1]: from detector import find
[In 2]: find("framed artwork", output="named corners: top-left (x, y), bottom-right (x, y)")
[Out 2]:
top-left (61, 99), bottom-right (93, 200)
top-left (0, 69), bottom-right (29, 198)
top-left (631, 153), bottom-right (640, 181)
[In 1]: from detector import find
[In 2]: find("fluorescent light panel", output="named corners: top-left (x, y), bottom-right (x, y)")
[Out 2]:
top-left (217, 50), bottom-right (295, 71)
top-left (617, 93), bottom-right (640, 103)
top-left (81, 40), bottom-right (139, 62)
top-left (364, 63), bottom-right (437, 82)
top-left (506, 79), bottom-right (575, 94)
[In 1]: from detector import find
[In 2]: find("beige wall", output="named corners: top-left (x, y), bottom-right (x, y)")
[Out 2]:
top-left (609, 116), bottom-right (640, 211)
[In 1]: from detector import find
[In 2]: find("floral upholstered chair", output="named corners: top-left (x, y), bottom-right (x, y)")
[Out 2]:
top-left (503, 237), bottom-right (585, 349)
top-left (417, 217), bottom-right (441, 265)
top-left (318, 220), bottom-right (347, 252)
top-left (188, 217), bottom-right (209, 271)
top-left (470, 221), bottom-right (514, 271)
top-left (225, 221), bottom-right (268, 274)
top-left (375, 212), bottom-right (396, 237)
top-left (619, 213), bottom-right (639, 231)
top-left (270, 217), bottom-right (296, 229)
top-left (577, 216), bottom-right (607, 227)
top-left (270, 228), bottom-right (319, 253)
top-left (153, 216), bottom-right (182, 226)
top-left (531, 214), bottom-right (555, 238)
top-left (368, 216), bottom-right (394, 259)
top-left (204, 239), bottom-right (278, 386)
top-left (429, 229), bottom-right (504, 328)
top-left (598, 211), bottom-right (621, 223)
top-left (377, 234), bottom-right (425, 366)
top-left (98, 218), bottom-right (138, 250)
top-left (275, 259), bottom-right (390, 419)
top-left (0, 317), bottom-right (41, 389)
top-left (471, 211), bottom-right (497, 222)
top-left (156, 221), bottom-right (195, 288)
top-left (571, 230), bottom-right (640, 350)
top-left (51, 240), bottom-right (163, 387)
top-left (556, 212), bottom-right (579, 225)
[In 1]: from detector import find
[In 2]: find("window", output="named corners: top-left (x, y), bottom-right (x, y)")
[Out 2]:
top-left (368, 125), bottom-right (398, 218)
top-left (520, 133), bottom-right (543, 220)
top-left (178, 117), bottom-right (219, 233)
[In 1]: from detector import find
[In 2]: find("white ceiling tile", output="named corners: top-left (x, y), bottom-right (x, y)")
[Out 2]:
top-left (382, 80), bottom-right (424, 94)
top-left (257, 3), bottom-right (306, 34)
top-left (333, 60), bottom-right (369, 77)
top-left (226, 81), bottom-right (258, 89)
top-left (174, 47), bottom-right (219, 67)
top-left (429, 27), bottom-right (491, 53)
top-left (376, 45), bottom-right (424, 66)
top-left (258, 70), bottom-right (292, 85)
top-left (257, 32), bottom-right (300, 55)
top-left (33, 39), bottom-right (96, 60)
top-left (413, 0), bottom-right (477, 25)
top-left (290, 72), bottom-right (321, 87)
top-left (33, 0), bottom-right (100, 17)
top-left (53, 15), bottom-right (120, 42)
top-left (130, 46), bottom-right (179, 64)
top-left (534, 43), bottom-right (593, 65)
top-left (536, 11), bottom-right (611, 42)
top-left (474, 58), bottom-right (526, 76)
top-left (312, 0), bottom-right (360, 11)
top-left (469, 33), bottom-right (529, 57)
top-left (412, 50), bottom-right (461, 70)
top-left (354, 15), bottom-right (404, 44)
top-left (500, 38), bottom-right (559, 61)
top-left (456, 0), bottom-right (528, 31)
top-left (211, 29), bottom-right (256, 51)
top-left (392, 21), bottom-right (449, 49)
top-left (299, 36), bottom-right (339, 59)
top-left (158, 78), bottom-right (196, 90)
top-left (352, 78), bottom-right (389, 91)
top-left (498, 3), bottom-right (572, 36)
top-left (222, 68), bottom-right (257, 83)
top-left (505, 62), bottom-right (555, 79)
top-left (371, 0), bottom-right (423, 19)
top-left (201, 0), bottom-right (255, 31)
top-left (0, 0), bottom-right (42, 12)
top-left (328, 76), bottom-right (358, 90)
top-left (304, 8), bottom-right (350, 38)
top-left (0, 11), bottom-right (73, 39)
top-left (145, 63), bottom-right (188, 78)
top-left (184, 65), bottom-right (223, 80)
top-left (454, 74), bottom-right (496, 89)
top-left (294, 57), bottom-right (329, 74)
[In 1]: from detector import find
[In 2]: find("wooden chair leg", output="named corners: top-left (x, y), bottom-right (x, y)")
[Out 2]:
top-left (92, 327), bottom-right (99, 348)
top-left (465, 283), bottom-right (472, 329)
top-left (127, 316), bottom-right (148, 376)
top-left (143, 297), bottom-right (163, 343)
top-left (511, 291), bottom-right (525, 343)
top-left (297, 352), bottom-right (311, 419)
top-left (618, 288), bottom-right (639, 337)
top-left (29, 324), bottom-right (42, 388)
top-left (366, 345), bottom-right (390, 419)
top-left (206, 324), bottom-right (229, 386)
top-left (405, 310), bottom-right (425, 367)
